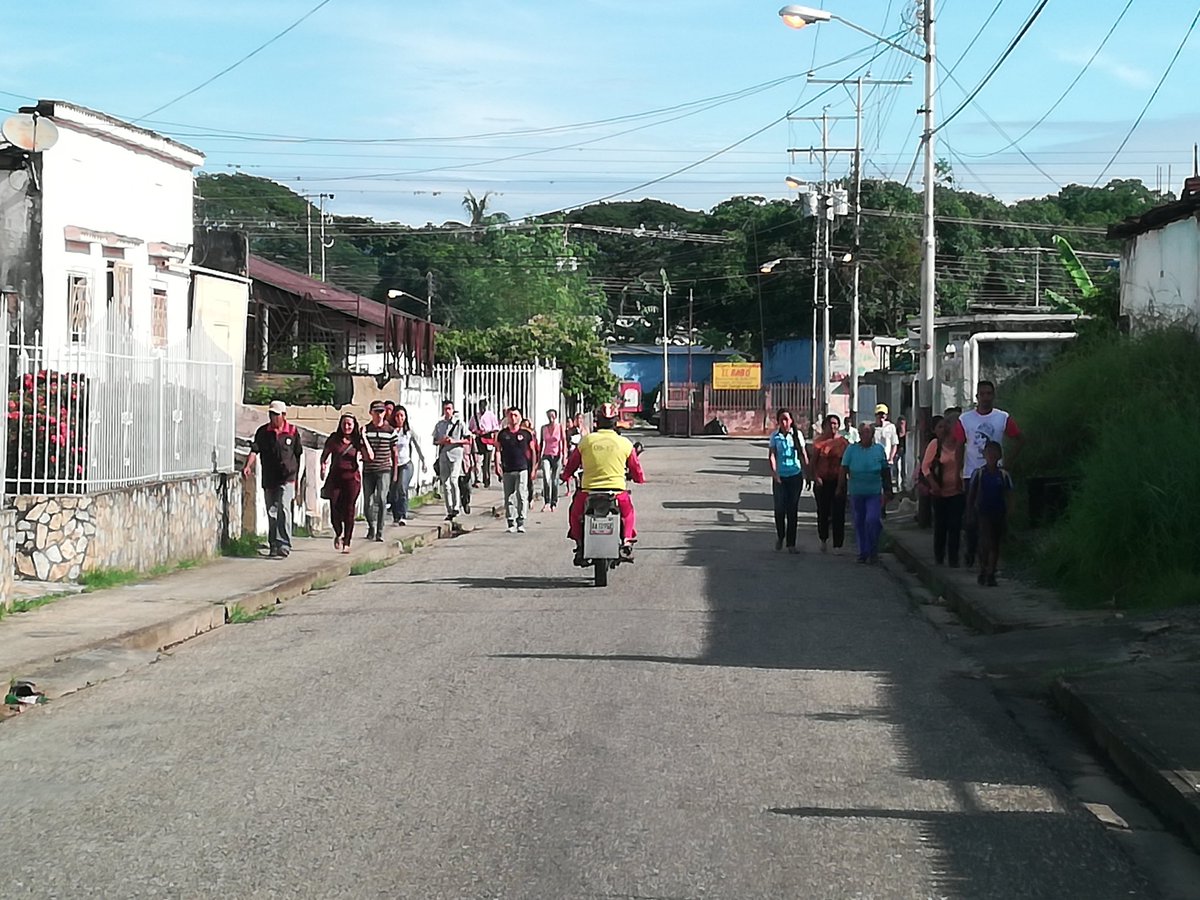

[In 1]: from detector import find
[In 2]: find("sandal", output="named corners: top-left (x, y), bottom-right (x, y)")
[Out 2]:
top-left (341, 543), bottom-right (351, 554)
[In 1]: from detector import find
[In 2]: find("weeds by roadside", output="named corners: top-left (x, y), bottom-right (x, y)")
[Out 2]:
top-left (78, 557), bottom-right (207, 591)
top-left (222, 535), bottom-right (263, 558)
top-left (228, 603), bottom-right (277, 624)
top-left (350, 558), bottom-right (397, 576)
top-left (1008, 328), bottom-right (1200, 609)
top-left (0, 593), bottom-right (65, 620)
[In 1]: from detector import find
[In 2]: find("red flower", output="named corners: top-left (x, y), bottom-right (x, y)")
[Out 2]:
top-left (7, 412), bottom-right (17, 421)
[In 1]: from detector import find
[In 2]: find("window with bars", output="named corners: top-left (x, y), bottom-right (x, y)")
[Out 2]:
top-left (68, 273), bottom-right (91, 343)
top-left (107, 262), bottom-right (133, 332)
top-left (151, 289), bottom-right (168, 348)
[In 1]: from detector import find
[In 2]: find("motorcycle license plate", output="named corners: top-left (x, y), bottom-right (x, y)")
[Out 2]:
top-left (589, 517), bottom-right (615, 536)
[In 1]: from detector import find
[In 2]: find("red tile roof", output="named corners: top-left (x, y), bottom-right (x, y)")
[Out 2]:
top-left (248, 255), bottom-right (419, 329)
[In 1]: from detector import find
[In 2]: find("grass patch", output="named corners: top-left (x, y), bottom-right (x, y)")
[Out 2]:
top-left (228, 603), bottom-right (277, 624)
top-left (407, 491), bottom-right (437, 511)
top-left (222, 534), bottom-right (263, 558)
top-left (0, 593), bottom-right (66, 620)
top-left (1007, 327), bottom-right (1200, 609)
top-left (310, 576), bottom-right (334, 590)
top-left (293, 523), bottom-right (312, 538)
top-left (78, 568), bottom-right (143, 591)
top-left (349, 558), bottom-right (397, 576)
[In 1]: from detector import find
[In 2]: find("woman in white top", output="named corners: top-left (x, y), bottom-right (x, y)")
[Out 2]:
top-left (389, 405), bottom-right (427, 525)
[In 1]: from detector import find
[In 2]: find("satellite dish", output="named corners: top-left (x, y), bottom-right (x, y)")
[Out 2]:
top-left (2, 114), bottom-right (60, 152)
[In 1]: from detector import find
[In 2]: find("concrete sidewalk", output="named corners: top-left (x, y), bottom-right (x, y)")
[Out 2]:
top-left (887, 517), bottom-right (1200, 854)
top-left (1, 509), bottom-right (477, 709)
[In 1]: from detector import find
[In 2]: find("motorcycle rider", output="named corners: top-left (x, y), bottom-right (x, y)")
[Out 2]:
top-left (561, 403), bottom-right (645, 566)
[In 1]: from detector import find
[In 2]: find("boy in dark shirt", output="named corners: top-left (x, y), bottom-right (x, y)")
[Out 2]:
top-left (966, 440), bottom-right (1013, 587)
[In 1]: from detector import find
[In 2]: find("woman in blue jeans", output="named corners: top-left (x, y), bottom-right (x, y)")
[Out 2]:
top-left (838, 422), bottom-right (892, 563)
top-left (389, 405), bottom-right (427, 524)
top-left (768, 408), bottom-right (809, 553)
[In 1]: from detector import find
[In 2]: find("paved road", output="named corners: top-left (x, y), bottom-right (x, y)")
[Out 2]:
top-left (1, 439), bottom-right (1154, 898)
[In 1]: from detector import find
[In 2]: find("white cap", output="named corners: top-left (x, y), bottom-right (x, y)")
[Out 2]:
top-left (267, 400), bottom-right (287, 415)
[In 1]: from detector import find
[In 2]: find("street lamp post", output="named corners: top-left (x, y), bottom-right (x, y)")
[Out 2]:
top-left (779, 3), bottom-right (938, 446)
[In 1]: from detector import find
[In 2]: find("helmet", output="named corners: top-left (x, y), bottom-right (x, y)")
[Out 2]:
top-left (595, 402), bottom-right (618, 427)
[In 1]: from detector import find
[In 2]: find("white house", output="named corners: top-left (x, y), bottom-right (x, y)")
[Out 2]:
top-left (5, 100), bottom-right (204, 349)
top-left (1110, 186), bottom-right (1200, 332)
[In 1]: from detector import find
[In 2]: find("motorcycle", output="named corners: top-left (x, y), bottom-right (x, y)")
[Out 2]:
top-left (581, 491), bottom-right (630, 588)
top-left (579, 442), bottom-right (643, 588)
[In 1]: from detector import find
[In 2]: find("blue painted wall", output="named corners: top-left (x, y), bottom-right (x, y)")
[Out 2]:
top-left (610, 350), bottom-right (731, 390)
top-left (763, 339), bottom-right (813, 383)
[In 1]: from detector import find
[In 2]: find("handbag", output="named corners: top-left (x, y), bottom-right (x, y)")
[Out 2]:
top-left (319, 480), bottom-right (333, 500)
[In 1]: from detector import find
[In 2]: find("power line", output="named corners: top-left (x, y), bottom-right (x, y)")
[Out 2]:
top-left (960, 0), bottom-right (1137, 159)
top-left (1092, 6), bottom-right (1200, 187)
top-left (934, 0), bottom-right (1050, 134)
top-left (136, 0), bottom-right (336, 121)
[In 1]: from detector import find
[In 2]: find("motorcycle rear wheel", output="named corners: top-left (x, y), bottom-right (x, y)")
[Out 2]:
top-left (593, 559), bottom-right (609, 588)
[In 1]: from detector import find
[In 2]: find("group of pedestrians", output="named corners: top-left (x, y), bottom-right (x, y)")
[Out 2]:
top-left (920, 380), bottom-right (1023, 586)
top-left (768, 407), bottom-right (892, 563)
top-left (437, 399), bottom-right (583, 533)
top-left (766, 380), bottom-right (1022, 579)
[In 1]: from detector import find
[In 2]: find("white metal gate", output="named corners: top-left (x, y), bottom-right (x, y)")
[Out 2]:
top-left (432, 362), bottom-right (561, 421)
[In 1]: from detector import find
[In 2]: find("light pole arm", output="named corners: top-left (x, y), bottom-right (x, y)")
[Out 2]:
top-left (829, 15), bottom-right (927, 61)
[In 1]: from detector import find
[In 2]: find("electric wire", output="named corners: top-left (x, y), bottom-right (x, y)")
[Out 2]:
top-left (136, 0), bottom-right (337, 121)
top-left (934, 0), bottom-right (1050, 134)
top-left (960, 0), bottom-right (1137, 158)
top-left (1091, 6), bottom-right (1200, 187)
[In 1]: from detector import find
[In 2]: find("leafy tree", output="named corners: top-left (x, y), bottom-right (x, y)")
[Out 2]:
top-left (437, 315), bottom-right (616, 406)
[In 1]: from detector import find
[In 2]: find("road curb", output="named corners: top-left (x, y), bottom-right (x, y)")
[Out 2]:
top-left (6, 521), bottom-right (467, 708)
top-left (1051, 676), bottom-right (1200, 853)
top-left (886, 526), bottom-right (1013, 634)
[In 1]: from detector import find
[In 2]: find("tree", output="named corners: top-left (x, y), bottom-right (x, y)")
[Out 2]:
top-left (437, 315), bottom-right (617, 407)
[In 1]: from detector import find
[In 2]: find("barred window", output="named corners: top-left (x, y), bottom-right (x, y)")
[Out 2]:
top-left (151, 289), bottom-right (168, 348)
top-left (68, 274), bottom-right (91, 343)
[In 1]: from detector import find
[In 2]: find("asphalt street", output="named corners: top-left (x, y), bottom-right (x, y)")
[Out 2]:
top-left (1, 438), bottom-right (1156, 899)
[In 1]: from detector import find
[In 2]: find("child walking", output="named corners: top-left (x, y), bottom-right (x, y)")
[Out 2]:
top-left (966, 440), bottom-right (1013, 586)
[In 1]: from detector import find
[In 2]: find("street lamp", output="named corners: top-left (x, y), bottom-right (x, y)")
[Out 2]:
top-left (387, 288), bottom-right (431, 322)
top-left (779, 3), bottom-right (938, 445)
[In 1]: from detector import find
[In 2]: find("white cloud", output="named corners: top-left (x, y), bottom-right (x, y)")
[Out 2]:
top-left (1056, 49), bottom-right (1153, 89)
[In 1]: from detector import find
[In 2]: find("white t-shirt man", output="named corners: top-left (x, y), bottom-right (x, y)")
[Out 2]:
top-left (953, 408), bottom-right (1022, 478)
top-left (875, 418), bottom-right (899, 463)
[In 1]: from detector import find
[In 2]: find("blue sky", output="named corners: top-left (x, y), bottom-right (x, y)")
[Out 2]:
top-left (3, 1), bottom-right (1197, 226)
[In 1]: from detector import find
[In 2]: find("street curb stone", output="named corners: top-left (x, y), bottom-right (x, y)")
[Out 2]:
top-left (1052, 676), bottom-right (1200, 853)
top-left (6, 520), bottom-right (468, 707)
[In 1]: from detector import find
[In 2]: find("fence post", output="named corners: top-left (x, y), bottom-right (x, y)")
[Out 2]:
top-left (452, 359), bottom-right (464, 413)
top-left (156, 354), bottom-right (164, 482)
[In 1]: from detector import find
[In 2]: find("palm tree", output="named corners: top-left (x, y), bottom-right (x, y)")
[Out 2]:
top-left (462, 190), bottom-right (495, 226)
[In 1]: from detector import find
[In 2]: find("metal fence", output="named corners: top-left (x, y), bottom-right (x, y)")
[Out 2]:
top-left (6, 329), bottom-right (236, 495)
top-left (432, 362), bottom-right (552, 419)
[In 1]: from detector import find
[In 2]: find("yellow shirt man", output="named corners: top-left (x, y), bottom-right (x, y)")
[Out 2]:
top-left (564, 429), bottom-right (643, 491)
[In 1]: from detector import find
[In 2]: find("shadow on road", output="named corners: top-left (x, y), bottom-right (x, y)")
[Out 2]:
top-left (411, 576), bottom-right (588, 590)
top-left (492, 442), bottom-right (1145, 899)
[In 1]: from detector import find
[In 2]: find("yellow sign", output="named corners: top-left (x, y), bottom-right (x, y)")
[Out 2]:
top-left (712, 362), bottom-right (762, 390)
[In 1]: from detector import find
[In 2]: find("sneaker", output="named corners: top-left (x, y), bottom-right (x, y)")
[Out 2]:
top-left (986, 574), bottom-right (998, 587)
top-left (373, 535), bottom-right (384, 543)
top-left (462, 503), bottom-right (471, 514)
top-left (787, 546), bottom-right (798, 554)
top-left (774, 539), bottom-right (783, 552)
top-left (397, 519), bottom-right (407, 527)
top-left (366, 530), bottom-right (376, 541)
top-left (506, 524), bottom-right (517, 533)
top-left (517, 525), bottom-right (526, 533)
top-left (820, 540), bottom-right (828, 554)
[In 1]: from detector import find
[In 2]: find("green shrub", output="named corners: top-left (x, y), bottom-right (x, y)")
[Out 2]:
top-left (1008, 328), bottom-right (1200, 608)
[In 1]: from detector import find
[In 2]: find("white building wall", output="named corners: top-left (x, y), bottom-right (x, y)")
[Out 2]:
top-left (35, 104), bottom-right (202, 350)
top-left (1120, 217), bottom-right (1200, 331)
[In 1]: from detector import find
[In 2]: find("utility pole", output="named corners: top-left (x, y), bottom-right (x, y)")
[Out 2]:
top-left (807, 74), bottom-right (911, 428)
top-left (319, 193), bottom-right (335, 282)
top-left (661, 270), bottom-right (670, 414)
top-left (789, 113), bottom-right (854, 419)
top-left (687, 287), bottom-right (694, 438)
top-left (426, 271), bottom-right (435, 322)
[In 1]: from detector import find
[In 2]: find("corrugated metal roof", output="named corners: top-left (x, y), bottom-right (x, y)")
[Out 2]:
top-left (249, 255), bottom-right (420, 328)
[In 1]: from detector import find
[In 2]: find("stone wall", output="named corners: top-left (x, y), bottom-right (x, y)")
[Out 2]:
top-left (13, 472), bottom-right (244, 582)
top-left (0, 509), bottom-right (15, 608)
